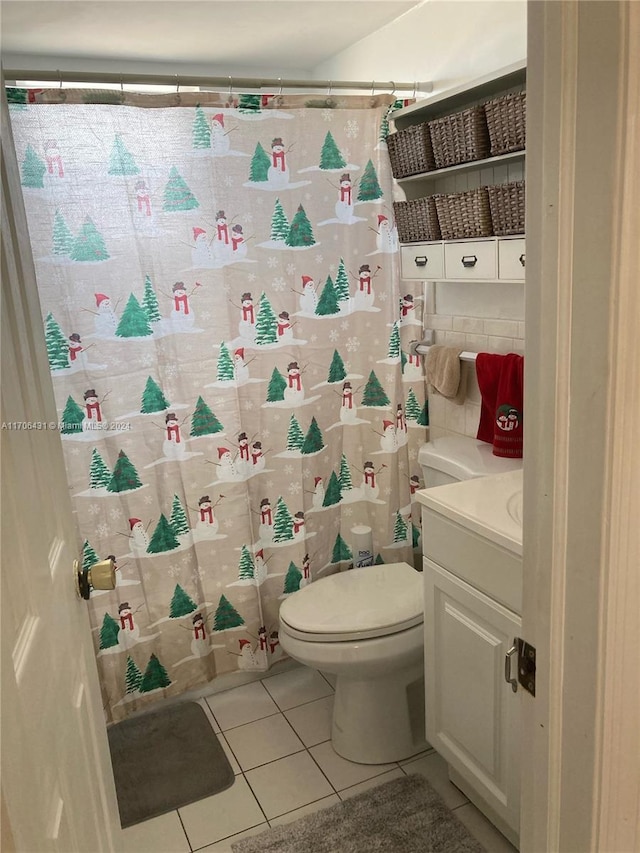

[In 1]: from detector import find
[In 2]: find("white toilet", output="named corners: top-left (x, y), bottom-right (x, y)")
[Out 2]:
top-left (278, 435), bottom-right (523, 765)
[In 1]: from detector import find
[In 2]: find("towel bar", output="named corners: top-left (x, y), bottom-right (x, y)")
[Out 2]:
top-left (414, 343), bottom-right (478, 363)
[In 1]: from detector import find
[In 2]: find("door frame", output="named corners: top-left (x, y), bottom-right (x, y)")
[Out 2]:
top-left (522, 2), bottom-right (640, 851)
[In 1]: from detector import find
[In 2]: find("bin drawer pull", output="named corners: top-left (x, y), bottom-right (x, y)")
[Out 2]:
top-left (461, 255), bottom-right (478, 268)
top-left (519, 253), bottom-right (526, 267)
top-left (414, 256), bottom-right (428, 267)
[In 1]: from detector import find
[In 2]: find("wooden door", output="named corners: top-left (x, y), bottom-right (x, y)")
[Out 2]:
top-left (1, 85), bottom-right (122, 852)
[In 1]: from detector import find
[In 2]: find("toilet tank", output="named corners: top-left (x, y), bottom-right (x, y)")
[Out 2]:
top-left (419, 436), bottom-right (523, 488)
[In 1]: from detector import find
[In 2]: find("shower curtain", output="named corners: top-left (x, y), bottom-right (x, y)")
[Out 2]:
top-left (9, 87), bottom-right (428, 721)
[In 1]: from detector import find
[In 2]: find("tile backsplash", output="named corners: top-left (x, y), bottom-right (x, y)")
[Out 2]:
top-left (424, 311), bottom-right (524, 442)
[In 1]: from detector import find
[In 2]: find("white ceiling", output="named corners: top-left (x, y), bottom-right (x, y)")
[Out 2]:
top-left (1, 0), bottom-right (421, 73)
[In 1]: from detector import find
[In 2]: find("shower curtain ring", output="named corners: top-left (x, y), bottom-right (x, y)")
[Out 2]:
top-left (228, 76), bottom-right (233, 98)
top-left (371, 80), bottom-right (375, 96)
top-left (58, 69), bottom-right (63, 89)
top-left (327, 80), bottom-right (332, 96)
top-left (389, 81), bottom-right (396, 97)
top-left (175, 74), bottom-right (180, 94)
top-left (120, 75), bottom-right (124, 92)
top-left (413, 81), bottom-right (417, 99)
top-left (278, 77), bottom-right (283, 96)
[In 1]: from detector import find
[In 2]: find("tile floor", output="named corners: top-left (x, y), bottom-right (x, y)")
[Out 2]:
top-left (121, 666), bottom-right (517, 853)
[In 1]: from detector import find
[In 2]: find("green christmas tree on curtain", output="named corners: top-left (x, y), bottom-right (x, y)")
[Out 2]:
top-left (412, 523), bottom-right (421, 550)
top-left (125, 656), bottom-right (142, 693)
top-left (361, 371), bottom-right (391, 407)
top-left (255, 292), bottom-right (278, 345)
top-left (44, 313), bottom-right (70, 370)
top-left (107, 450), bottom-right (143, 493)
top-left (52, 210), bottom-right (74, 256)
top-left (169, 584), bottom-right (197, 617)
top-left (6, 87), bottom-right (28, 109)
top-left (286, 414), bottom-right (305, 451)
top-left (266, 368), bottom-right (286, 402)
top-left (191, 396), bottom-right (224, 436)
top-left (108, 134), bottom-right (140, 176)
top-left (270, 198), bottom-right (289, 242)
top-left (238, 546), bottom-right (255, 581)
top-left (388, 321), bottom-right (401, 359)
top-left (339, 454), bottom-right (353, 492)
top-left (322, 471), bottom-right (342, 507)
top-left (273, 497), bottom-right (294, 543)
top-left (380, 99), bottom-right (404, 143)
top-left (239, 94), bottom-right (261, 114)
top-left (89, 448), bottom-right (111, 489)
top-left (315, 276), bottom-right (340, 316)
top-left (374, 553), bottom-right (385, 565)
top-left (21, 144), bottom-right (46, 188)
top-left (217, 342), bottom-right (235, 381)
top-left (82, 540), bottom-right (100, 572)
top-left (163, 167), bottom-right (199, 211)
top-left (416, 400), bottom-right (429, 427)
top-left (147, 514), bottom-right (180, 553)
top-left (334, 258), bottom-right (350, 302)
top-left (405, 388), bottom-right (422, 421)
top-left (357, 159), bottom-right (383, 201)
top-left (283, 562), bottom-right (302, 594)
top-left (393, 511), bottom-right (409, 543)
top-left (115, 294), bottom-right (153, 338)
top-left (192, 106), bottom-right (211, 149)
top-left (140, 376), bottom-right (169, 414)
top-left (285, 205), bottom-right (315, 247)
top-left (249, 143), bottom-right (270, 182)
top-left (169, 495), bottom-right (190, 536)
top-left (212, 595), bottom-right (245, 631)
top-left (70, 216), bottom-right (110, 262)
top-left (301, 417), bottom-right (324, 455)
top-left (141, 275), bottom-right (161, 323)
top-left (328, 350), bottom-right (347, 383)
top-left (332, 534), bottom-right (352, 563)
top-left (319, 131), bottom-right (347, 170)
top-left (139, 654), bottom-right (172, 692)
top-left (99, 613), bottom-right (120, 649)
top-left (60, 396), bottom-right (84, 434)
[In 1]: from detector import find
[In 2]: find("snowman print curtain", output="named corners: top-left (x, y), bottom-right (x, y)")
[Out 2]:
top-left (9, 88), bottom-right (428, 721)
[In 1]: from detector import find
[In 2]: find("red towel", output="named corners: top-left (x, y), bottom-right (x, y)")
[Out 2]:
top-left (476, 353), bottom-right (524, 458)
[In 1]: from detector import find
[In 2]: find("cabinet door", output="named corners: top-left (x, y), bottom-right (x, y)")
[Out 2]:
top-left (424, 559), bottom-right (522, 834)
top-left (444, 240), bottom-right (498, 280)
top-left (400, 243), bottom-right (444, 280)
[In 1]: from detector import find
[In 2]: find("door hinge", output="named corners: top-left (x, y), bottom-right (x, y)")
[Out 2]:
top-left (516, 638), bottom-right (536, 696)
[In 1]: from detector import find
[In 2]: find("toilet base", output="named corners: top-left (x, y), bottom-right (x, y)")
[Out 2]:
top-left (331, 667), bottom-right (428, 764)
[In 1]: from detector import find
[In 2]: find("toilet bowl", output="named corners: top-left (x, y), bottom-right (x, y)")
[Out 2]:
top-left (279, 561), bottom-right (425, 764)
top-left (279, 436), bottom-right (523, 765)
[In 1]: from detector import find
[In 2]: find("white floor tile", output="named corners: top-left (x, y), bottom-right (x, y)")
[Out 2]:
top-left (178, 777), bottom-right (265, 850)
top-left (261, 666), bottom-right (333, 710)
top-left (308, 741), bottom-right (398, 791)
top-left (401, 751), bottom-right (469, 809)
top-left (454, 802), bottom-right (518, 853)
top-left (218, 732), bottom-right (241, 775)
top-left (268, 794), bottom-right (341, 827)
top-left (283, 694), bottom-right (334, 747)
top-left (223, 713), bottom-right (304, 770)
top-left (195, 822), bottom-right (269, 852)
top-left (196, 698), bottom-right (220, 732)
top-left (205, 680), bottom-right (279, 731)
top-left (245, 750), bottom-right (334, 819)
top-left (120, 811), bottom-right (190, 853)
top-left (398, 744), bottom-right (435, 764)
top-left (338, 767), bottom-right (406, 800)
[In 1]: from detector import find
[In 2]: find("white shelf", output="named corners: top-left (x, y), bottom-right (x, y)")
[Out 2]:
top-left (397, 150), bottom-right (525, 186)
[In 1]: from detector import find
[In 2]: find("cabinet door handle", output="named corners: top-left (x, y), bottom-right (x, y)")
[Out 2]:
top-left (461, 255), bottom-right (478, 268)
top-left (519, 253), bottom-right (526, 267)
top-left (414, 256), bottom-right (428, 267)
top-left (504, 645), bottom-right (518, 692)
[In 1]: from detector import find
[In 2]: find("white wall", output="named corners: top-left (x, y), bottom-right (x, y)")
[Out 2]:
top-left (314, 0), bottom-right (526, 95)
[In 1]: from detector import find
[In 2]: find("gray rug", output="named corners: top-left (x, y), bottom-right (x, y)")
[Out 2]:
top-left (108, 700), bottom-right (234, 828)
top-left (231, 774), bottom-right (484, 853)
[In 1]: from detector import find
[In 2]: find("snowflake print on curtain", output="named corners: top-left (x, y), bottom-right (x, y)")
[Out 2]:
top-left (9, 87), bottom-right (427, 722)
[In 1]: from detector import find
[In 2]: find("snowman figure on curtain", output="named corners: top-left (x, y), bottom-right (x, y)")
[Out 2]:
top-left (210, 113), bottom-right (231, 155)
top-left (335, 173), bottom-right (355, 223)
top-left (258, 498), bottom-right (274, 543)
top-left (238, 292), bottom-right (256, 342)
top-left (118, 602), bottom-right (140, 645)
top-left (163, 412), bottom-right (187, 460)
top-left (191, 227), bottom-right (212, 267)
top-left (129, 517), bottom-right (149, 556)
top-left (93, 293), bottom-right (119, 337)
top-left (352, 264), bottom-right (376, 311)
top-left (233, 348), bottom-right (250, 383)
top-left (311, 476), bottom-right (324, 510)
top-left (375, 214), bottom-right (399, 254)
top-left (195, 495), bottom-right (219, 537)
top-left (82, 388), bottom-right (107, 433)
top-left (231, 224), bottom-right (247, 260)
top-left (339, 381), bottom-right (359, 424)
top-left (268, 137), bottom-right (290, 188)
top-left (215, 447), bottom-right (243, 481)
top-left (284, 361), bottom-right (304, 404)
top-left (170, 282), bottom-right (195, 330)
top-left (298, 275), bottom-right (318, 315)
top-left (190, 612), bottom-right (210, 657)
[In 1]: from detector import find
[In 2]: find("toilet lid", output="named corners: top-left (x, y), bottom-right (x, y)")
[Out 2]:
top-left (279, 562), bottom-right (423, 642)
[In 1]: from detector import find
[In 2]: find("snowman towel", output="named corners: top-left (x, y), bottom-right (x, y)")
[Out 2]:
top-left (476, 353), bottom-right (524, 458)
top-left (424, 345), bottom-right (467, 404)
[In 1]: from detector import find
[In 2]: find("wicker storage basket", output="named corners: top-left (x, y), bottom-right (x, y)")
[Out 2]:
top-left (483, 92), bottom-right (526, 156)
top-left (433, 187), bottom-right (493, 240)
top-left (393, 197), bottom-right (441, 243)
top-left (428, 106), bottom-right (490, 169)
top-left (386, 123), bottom-right (436, 179)
top-left (487, 181), bottom-right (525, 235)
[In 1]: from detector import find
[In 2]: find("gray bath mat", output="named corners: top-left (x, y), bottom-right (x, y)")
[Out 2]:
top-left (231, 774), bottom-right (484, 853)
top-left (108, 700), bottom-right (234, 828)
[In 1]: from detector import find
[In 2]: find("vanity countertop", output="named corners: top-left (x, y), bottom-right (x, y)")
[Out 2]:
top-left (416, 468), bottom-right (523, 556)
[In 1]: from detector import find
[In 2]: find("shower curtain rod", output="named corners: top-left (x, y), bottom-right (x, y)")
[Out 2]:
top-left (3, 69), bottom-right (432, 95)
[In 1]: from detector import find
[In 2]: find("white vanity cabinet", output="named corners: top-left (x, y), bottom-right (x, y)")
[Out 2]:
top-left (417, 470), bottom-right (523, 847)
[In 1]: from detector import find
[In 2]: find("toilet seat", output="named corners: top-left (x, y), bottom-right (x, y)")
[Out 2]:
top-left (279, 562), bottom-right (423, 642)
